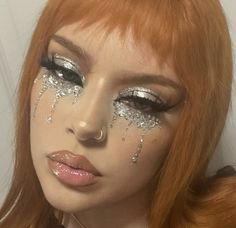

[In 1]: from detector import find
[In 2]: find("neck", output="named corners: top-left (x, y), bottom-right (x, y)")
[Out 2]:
top-left (65, 187), bottom-right (150, 228)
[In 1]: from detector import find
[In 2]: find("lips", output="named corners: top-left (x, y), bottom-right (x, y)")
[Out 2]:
top-left (47, 150), bottom-right (102, 176)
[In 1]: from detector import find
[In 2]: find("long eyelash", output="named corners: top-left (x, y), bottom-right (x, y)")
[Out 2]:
top-left (39, 55), bottom-right (64, 72)
top-left (39, 54), bottom-right (83, 86)
top-left (118, 95), bottom-right (172, 113)
top-left (135, 97), bottom-right (169, 112)
top-left (38, 52), bottom-right (48, 66)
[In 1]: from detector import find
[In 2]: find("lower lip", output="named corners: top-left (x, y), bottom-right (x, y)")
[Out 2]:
top-left (48, 158), bottom-right (99, 187)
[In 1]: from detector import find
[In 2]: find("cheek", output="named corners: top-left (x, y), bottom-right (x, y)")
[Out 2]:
top-left (104, 118), bottom-right (175, 183)
top-left (30, 74), bottom-right (177, 176)
top-left (142, 129), bottom-right (174, 177)
top-left (30, 77), bottom-right (67, 154)
top-left (30, 72), bottom-right (57, 126)
top-left (122, 117), bottom-right (177, 181)
top-left (145, 116), bottom-right (179, 167)
top-left (30, 77), bottom-right (54, 143)
top-left (29, 78), bottom-right (179, 210)
top-left (143, 129), bottom-right (174, 173)
top-left (94, 123), bottom-right (175, 205)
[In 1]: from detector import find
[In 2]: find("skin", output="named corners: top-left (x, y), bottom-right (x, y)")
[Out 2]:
top-left (30, 22), bottom-right (185, 228)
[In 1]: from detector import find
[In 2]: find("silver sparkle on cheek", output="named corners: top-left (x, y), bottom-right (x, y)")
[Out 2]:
top-left (132, 132), bottom-right (146, 163)
top-left (122, 121), bottom-right (132, 142)
top-left (32, 80), bottom-right (48, 118)
top-left (113, 99), bottom-right (161, 130)
top-left (110, 115), bottom-right (117, 128)
top-left (33, 73), bottom-right (83, 123)
top-left (113, 87), bottom-right (162, 164)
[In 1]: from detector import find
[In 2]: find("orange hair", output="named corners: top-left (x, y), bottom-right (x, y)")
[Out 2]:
top-left (1, 0), bottom-right (236, 227)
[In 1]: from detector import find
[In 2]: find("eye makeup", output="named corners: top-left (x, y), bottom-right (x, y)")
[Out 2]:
top-left (41, 53), bottom-right (85, 86)
top-left (53, 53), bottom-right (82, 74)
top-left (116, 87), bottom-right (170, 114)
top-left (113, 93), bottom-right (161, 130)
top-left (33, 53), bottom-right (169, 163)
top-left (118, 87), bottom-right (163, 104)
top-left (33, 53), bottom-right (84, 122)
top-left (111, 87), bottom-right (165, 163)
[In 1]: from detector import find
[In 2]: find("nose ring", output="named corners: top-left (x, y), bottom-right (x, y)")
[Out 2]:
top-left (94, 128), bottom-right (105, 142)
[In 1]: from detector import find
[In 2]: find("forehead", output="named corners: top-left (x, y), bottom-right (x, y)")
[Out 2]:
top-left (54, 22), bottom-right (179, 84)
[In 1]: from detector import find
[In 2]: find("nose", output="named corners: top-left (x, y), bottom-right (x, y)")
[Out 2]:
top-left (65, 78), bottom-right (112, 142)
top-left (69, 121), bottom-right (106, 142)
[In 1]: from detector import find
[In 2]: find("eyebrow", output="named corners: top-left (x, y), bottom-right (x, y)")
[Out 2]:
top-left (119, 72), bottom-right (183, 92)
top-left (51, 34), bottom-right (93, 66)
top-left (51, 34), bottom-right (183, 93)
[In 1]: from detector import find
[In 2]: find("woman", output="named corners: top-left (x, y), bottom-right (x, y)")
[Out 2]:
top-left (0, 0), bottom-right (236, 227)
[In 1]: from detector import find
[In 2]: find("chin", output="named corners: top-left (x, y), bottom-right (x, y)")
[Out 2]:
top-left (39, 178), bottom-right (99, 213)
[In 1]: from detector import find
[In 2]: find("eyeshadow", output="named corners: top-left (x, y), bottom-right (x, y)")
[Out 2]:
top-left (53, 54), bottom-right (85, 84)
top-left (118, 87), bottom-right (164, 105)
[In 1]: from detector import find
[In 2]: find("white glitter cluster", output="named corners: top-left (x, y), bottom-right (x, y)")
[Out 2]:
top-left (42, 73), bottom-right (82, 97)
top-left (35, 74), bottom-right (161, 131)
top-left (113, 101), bottom-right (161, 130)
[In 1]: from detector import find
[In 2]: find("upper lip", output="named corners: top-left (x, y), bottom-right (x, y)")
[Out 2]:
top-left (47, 150), bottom-right (102, 176)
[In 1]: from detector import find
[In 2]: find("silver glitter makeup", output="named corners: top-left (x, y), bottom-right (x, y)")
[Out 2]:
top-left (72, 86), bottom-right (81, 104)
top-left (132, 133), bottom-right (146, 163)
top-left (33, 83), bottom-right (48, 118)
top-left (113, 98), bottom-right (161, 130)
top-left (110, 115), bottom-right (117, 128)
top-left (122, 121), bottom-right (132, 142)
top-left (113, 87), bottom-right (162, 163)
top-left (118, 87), bottom-right (163, 106)
top-left (33, 73), bottom-right (83, 123)
top-left (33, 53), bottom-right (85, 123)
top-left (34, 57), bottom-right (163, 163)
top-left (53, 54), bottom-right (85, 83)
top-left (47, 92), bottom-right (61, 123)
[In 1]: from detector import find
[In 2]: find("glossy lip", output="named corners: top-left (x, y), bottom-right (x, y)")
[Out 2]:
top-left (46, 150), bottom-right (102, 176)
top-left (47, 159), bottom-right (99, 187)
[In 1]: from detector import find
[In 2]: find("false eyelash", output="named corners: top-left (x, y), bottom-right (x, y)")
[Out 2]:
top-left (39, 54), bottom-right (84, 86)
top-left (117, 96), bottom-right (172, 114)
top-left (38, 54), bottom-right (173, 115)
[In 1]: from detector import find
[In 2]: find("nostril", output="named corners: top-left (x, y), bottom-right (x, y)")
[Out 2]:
top-left (66, 128), bottom-right (74, 134)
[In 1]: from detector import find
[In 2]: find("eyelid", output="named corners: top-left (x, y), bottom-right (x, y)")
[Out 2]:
top-left (118, 87), bottom-right (165, 104)
top-left (52, 53), bottom-right (86, 83)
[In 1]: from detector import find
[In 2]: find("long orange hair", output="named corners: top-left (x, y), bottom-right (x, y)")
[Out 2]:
top-left (1, 0), bottom-right (236, 227)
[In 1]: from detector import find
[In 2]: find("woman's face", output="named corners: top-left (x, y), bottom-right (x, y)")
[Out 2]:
top-left (30, 22), bottom-right (184, 212)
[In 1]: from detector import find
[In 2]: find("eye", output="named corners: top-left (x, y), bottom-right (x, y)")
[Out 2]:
top-left (119, 96), bottom-right (169, 113)
top-left (116, 87), bottom-right (172, 114)
top-left (40, 54), bottom-right (84, 87)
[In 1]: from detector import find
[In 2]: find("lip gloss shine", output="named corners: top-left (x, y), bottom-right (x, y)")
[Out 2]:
top-left (47, 150), bottom-right (101, 187)
top-left (48, 158), bottom-right (99, 187)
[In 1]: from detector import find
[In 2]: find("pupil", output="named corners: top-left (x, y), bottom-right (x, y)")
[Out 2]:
top-left (65, 72), bottom-right (74, 80)
top-left (136, 101), bottom-right (150, 110)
